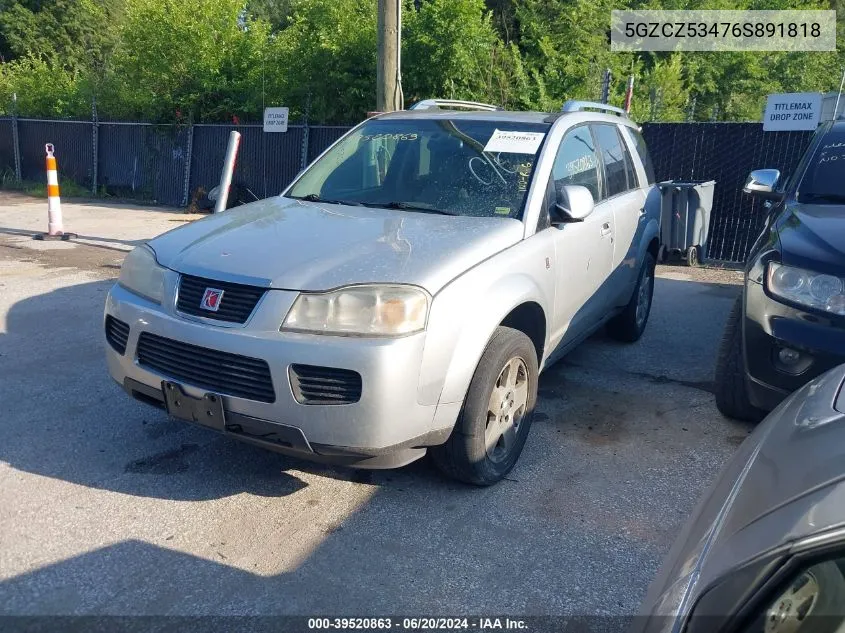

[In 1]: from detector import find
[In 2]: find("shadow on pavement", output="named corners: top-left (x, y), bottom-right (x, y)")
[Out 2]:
top-left (0, 271), bottom-right (748, 616)
top-left (0, 226), bottom-right (144, 251)
top-left (0, 278), bottom-right (314, 501)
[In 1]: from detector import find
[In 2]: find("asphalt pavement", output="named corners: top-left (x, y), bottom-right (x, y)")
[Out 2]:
top-left (0, 194), bottom-right (752, 617)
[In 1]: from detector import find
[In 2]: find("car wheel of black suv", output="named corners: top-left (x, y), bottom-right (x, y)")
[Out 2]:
top-left (607, 252), bottom-right (656, 343)
top-left (431, 327), bottom-right (538, 486)
top-left (714, 296), bottom-right (766, 423)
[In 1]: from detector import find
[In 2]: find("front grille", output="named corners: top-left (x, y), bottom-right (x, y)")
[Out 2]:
top-left (105, 316), bottom-right (130, 354)
top-left (136, 332), bottom-right (276, 403)
top-left (289, 364), bottom-right (362, 405)
top-left (176, 274), bottom-right (266, 324)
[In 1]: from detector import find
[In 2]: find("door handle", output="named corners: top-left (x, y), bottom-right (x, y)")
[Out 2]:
top-left (601, 222), bottom-right (612, 236)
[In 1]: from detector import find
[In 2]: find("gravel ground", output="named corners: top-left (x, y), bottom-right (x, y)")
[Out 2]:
top-left (0, 194), bottom-right (751, 617)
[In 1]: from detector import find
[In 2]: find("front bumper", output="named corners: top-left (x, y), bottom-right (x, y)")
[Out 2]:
top-left (104, 282), bottom-right (460, 468)
top-left (743, 280), bottom-right (845, 411)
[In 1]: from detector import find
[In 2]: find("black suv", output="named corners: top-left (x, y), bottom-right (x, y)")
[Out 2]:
top-left (715, 120), bottom-right (845, 421)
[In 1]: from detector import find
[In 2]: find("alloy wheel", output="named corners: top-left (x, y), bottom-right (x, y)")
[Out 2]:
top-left (484, 356), bottom-right (529, 463)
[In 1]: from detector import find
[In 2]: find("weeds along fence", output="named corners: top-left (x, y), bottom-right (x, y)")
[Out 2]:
top-left (0, 117), bottom-right (814, 264)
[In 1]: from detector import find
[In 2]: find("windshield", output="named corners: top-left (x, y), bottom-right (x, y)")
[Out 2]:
top-left (286, 118), bottom-right (549, 219)
top-left (797, 127), bottom-right (845, 204)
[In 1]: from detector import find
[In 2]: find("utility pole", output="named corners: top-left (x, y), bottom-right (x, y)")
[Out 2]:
top-left (377, 0), bottom-right (401, 112)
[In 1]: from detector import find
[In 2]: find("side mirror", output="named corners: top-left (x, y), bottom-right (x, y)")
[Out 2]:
top-left (744, 169), bottom-right (782, 200)
top-left (551, 185), bottom-right (594, 225)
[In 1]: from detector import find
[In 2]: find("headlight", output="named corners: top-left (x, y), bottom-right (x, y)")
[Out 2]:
top-left (118, 245), bottom-right (165, 304)
top-left (282, 285), bottom-right (429, 336)
top-left (767, 263), bottom-right (845, 315)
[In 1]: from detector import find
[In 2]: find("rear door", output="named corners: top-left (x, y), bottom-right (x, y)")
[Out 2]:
top-left (591, 123), bottom-right (648, 308)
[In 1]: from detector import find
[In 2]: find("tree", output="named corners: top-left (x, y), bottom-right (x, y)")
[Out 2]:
top-left (1, 0), bottom-right (844, 123)
top-left (270, 0), bottom-right (377, 122)
top-left (97, 0), bottom-right (270, 122)
top-left (0, 56), bottom-right (88, 117)
top-left (403, 0), bottom-right (502, 105)
top-left (0, 0), bottom-right (124, 71)
top-left (244, 0), bottom-right (294, 33)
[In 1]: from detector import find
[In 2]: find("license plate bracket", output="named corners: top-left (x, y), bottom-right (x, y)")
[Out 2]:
top-left (162, 381), bottom-right (225, 431)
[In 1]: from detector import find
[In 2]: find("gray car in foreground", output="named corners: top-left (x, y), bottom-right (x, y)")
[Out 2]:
top-left (104, 100), bottom-right (660, 485)
top-left (636, 365), bottom-right (845, 633)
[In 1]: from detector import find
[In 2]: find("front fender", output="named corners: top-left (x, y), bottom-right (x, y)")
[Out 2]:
top-left (416, 238), bottom-right (555, 408)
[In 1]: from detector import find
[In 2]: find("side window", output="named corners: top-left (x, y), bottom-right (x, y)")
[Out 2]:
top-left (619, 131), bottom-right (640, 190)
top-left (628, 127), bottom-right (656, 185)
top-left (592, 124), bottom-right (629, 198)
top-left (550, 126), bottom-right (600, 202)
top-left (786, 124), bottom-right (829, 194)
top-left (795, 124), bottom-right (845, 201)
top-left (741, 555), bottom-right (845, 632)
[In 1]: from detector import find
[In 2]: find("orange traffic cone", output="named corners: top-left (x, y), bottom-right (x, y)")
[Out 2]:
top-left (34, 143), bottom-right (76, 241)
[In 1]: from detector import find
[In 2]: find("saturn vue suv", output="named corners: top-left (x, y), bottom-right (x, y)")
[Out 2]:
top-left (715, 119), bottom-right (845, 422)
top-left (104, 99), bottom-right (661, 485)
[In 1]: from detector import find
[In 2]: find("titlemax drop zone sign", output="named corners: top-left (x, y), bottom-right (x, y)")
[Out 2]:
top-left (763, 93), bottom-right (821, 131)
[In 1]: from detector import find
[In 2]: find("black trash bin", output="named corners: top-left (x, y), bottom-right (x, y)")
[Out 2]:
top-left (656, 180), bottom-right (716, 266)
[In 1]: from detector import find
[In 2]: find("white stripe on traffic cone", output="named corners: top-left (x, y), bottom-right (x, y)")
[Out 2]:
top-left (45, 143), bottom-right (63, 235)
top-left (34, 143), bottom-right (76, 241)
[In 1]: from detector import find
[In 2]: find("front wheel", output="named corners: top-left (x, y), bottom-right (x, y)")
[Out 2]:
top-left (607, 252), bottom-right (656, 343)
top-left (714, 296), bottom-right (765, 422)
top-left (431, 327), bottom-right (539, 486)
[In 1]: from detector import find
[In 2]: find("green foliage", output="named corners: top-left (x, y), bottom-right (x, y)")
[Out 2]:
top-left (0, 56), bottom-right (89, 117)
top-left (244, 0), bottom-right (294, 33)
top-left (0, 0), bottom-right (843, 123)
top-left (0, 0), bottom-right (123, 73)
top-left (403, 0), bottom-right (497, 103)
top-left (0, 176), bottom-right (93, 198)
top-left (269, 0), bottom-right (377, 123)
top-left (96, 0), bottom-right (270, 122)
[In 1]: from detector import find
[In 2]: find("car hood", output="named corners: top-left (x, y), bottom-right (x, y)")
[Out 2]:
top-left (638, 366), bottom-right (845, 620)
top-left (777, 202), bottom-right (845, 274)
top-left (148, 197), bottom-right (524, 294)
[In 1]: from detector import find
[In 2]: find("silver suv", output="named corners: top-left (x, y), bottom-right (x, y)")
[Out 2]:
top-left (104, 99), bottom-right (660, 485)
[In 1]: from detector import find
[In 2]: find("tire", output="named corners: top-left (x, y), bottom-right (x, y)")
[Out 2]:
top-left (759, 562), bottom-right (845, 633)
top-left (687, 245), bottom-right (700, 267)
top-left (714, 296), bottom-right (765, 422)
top-left (431, 327), bottom-right (539, 486)
top-left (607, 252), bottom-right (656, 343)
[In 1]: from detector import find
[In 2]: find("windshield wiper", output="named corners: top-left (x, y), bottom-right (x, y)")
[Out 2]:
top-left (800, 192), bottom-right (845, 204)
top-left (360, 201), bottom-right (456, 216)
top-left (287, 193), bottom-right (361, 206)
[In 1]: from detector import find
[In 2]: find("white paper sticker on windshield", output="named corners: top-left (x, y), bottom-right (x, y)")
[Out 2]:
top-left (483, 129), bottom-right (544, 154)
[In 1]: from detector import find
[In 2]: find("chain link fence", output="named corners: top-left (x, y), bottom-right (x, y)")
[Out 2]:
top-left (189, 124), bottom-right (307, 204)
top-left (97, 123), bottom-right (191, 205)
top-left (0, 117), bottom-right (348, 209)
top-left (0, 117), bottom-right (817, 264)
top-left (0, 118), bottom-right (16, 180)
top-left (641, 123), bottom-right (813, 263)
top-left (17, 119), bottom-right (93, 187)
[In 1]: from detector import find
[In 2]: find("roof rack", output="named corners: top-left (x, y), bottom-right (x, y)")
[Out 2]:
top-left (409, 99), bottom-right (502, 112)
top-left (560, 100), bottom-right (628, 118)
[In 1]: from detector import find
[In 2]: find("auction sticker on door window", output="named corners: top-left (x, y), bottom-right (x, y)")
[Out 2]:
top-left (484, 129), bottom-right (545, 154)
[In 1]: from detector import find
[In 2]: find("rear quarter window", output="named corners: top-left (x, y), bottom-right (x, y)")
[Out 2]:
top-left (626, 127), bottom-right (656, 185)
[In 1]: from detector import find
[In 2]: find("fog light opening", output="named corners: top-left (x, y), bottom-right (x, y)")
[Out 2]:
top-left (778, 347), bottom-right (802, 366)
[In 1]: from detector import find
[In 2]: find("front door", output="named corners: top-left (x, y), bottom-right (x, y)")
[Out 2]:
top-left (548, 125), bottom-right (614, 347)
